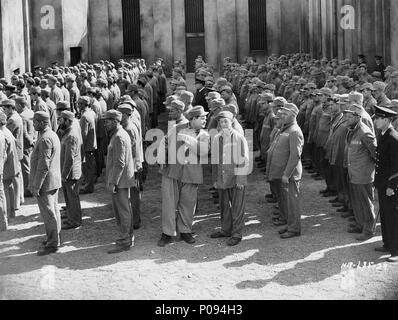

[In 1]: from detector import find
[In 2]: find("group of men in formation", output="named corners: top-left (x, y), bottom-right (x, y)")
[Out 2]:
top-left (0, 52), bottom-right (397, 263)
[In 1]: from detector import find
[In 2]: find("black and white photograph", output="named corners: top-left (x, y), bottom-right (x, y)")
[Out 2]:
top-left (0, 0), bottom-right (398, 304)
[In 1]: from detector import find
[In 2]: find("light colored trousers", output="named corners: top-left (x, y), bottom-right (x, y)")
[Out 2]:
top-left (161, 175), bottom-right (198, 237)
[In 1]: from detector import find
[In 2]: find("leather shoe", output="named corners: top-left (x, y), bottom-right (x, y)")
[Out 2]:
top-left (329, 198), bottom-right (340, 203)
top-left (265, 193), bottom-right (274, 199)
top-left (332, 203), bottom-right (345, 208)
top-left (337, 207), bottom-right (349, 213)
top-left (181, 233), bottom-right (196, 244)
top-left (273, 219), bottom-right (287, 227)
top-left (278, 228), bottom-right (288, 235)
top-left (387, 256), bottom-right (398, 263)
top-left (266, 198), bottom-right (278, 204)
top-left (356, 233), bottom-right (374, 241)
top-left (375, 246), bottom-right (389, 253)
top-left (37, 247), bottom-right (58, 256)
top-left (210, 231), bottom-right (230, 239)
top-left (79, 189), bottom-right (93, 195)
top-left (62, 222), bottom-right (79, 230)
top-left (133, 223), bottom-right (141, 230)
top-left (107, 244), bottom-right (130, 254)
top-left (158, 234), bottom-right (173, 247)
top-left (347, 226), bottom-right (362, 234)
top-left (227, 237), bottom-right (241, 246)
top-left (280, 232), bottom-right (300, 239)
top-left (319, 189), bottom-right (329, 194)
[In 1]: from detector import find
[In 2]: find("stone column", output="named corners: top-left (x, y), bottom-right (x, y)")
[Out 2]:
top-left (217, 0), bottom-right (237, 62)
top-left (22, 0), bottom-right (31, 71)
top-left (280, 0), bottom-right (300, 54)
top-left (62, 0), bottom-right (89, 65)
top-left (140, 0), bottom-right (154, 63)
top-left (0, 0), bottom-right (26, 79)
top-left (266, 0), bottom-right (281, 56)
top-left (204, 0), bottom-right (219, 70)
top-left (88, 0), bottom-right (110, 63)
top-left (153, 0), bottom-right (173, 69)
top-left (171, 0), bottom-right (186, 65)
top-left (359, 0), bottom-right (375, 68)
top-left (108, 0), bottom-right (123, 61)
top-left (390, 0), bottom-right (398, 67)
top-left (336, 0), bottom-right (345, 59)
top-left (236, 0), bottom-right (249, 63)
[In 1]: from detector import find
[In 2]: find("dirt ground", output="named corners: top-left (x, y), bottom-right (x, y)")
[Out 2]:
top-left (1, 76), bottom-right (398, 300)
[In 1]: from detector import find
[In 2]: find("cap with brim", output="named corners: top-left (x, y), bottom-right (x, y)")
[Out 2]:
top-left (343, 103), bottom-right (363, 116)
top-left (187, 106), bottom-right (209, 120)
top-left (374, 105), bottom-right (397, 118)
top-left (168, 100), bottom-right (185, 111)
top-left (280, 103), bottom-right (299, 116)
top-left (222, 105), bottom-right (238, 116)
top-left (389, 100), bottom-right (398, 109)
top-left (5, 85), bottom-right (16, 91)
top-left (1, 99), bottom-right (16, 107)
top-left (271, 97), bottom-right (287, 106)
top-left (56, 101), bottom-right (71, 111)
top-left (373, 81), bottom-right (387, 91)
top-left (34, 111), bottom-right (50, 122)
top-left (60, 111), bottom-right (75, 122)
top-left (102, 110), bottom-right (122, 122)
top-left (205, 92), bottom-right (221, 100)
top-left (78, 96), bottom-right (91, 105)
top-left (360, 83), bottom-right (375, 91)
top-left (209, 99), bottom-right (225, 110)
top-left (215, 111), bottom-right (234, 121)
top-left (118, 104), bottom-right (133, 114)
top-left (164, 95), bottom-right (178, 106)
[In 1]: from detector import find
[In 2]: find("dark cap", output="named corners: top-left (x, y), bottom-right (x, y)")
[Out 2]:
top-left (60, 111), bottom-right (75, 122)
top-left (374, 105), bottom-right (397, 118)
top-left (56, 101), bottom-right (71, 111)
top-left (102, 110), bottom-right (122, 122)
top-left (34, 111), bottom-right (50, 122)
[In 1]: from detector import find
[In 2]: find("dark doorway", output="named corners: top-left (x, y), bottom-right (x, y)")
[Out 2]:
top-left (122, 0), bottom-right (142, 57)
top-left (184, 0), bottom-right (205, 73)
top-left (70, 47), bottom-right (82, 66)
top-left (248, 0), bottom-right (267, 52)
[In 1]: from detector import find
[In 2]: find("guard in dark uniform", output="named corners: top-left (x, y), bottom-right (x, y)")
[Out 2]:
top-left (374, 106), bottom-right (398, 263)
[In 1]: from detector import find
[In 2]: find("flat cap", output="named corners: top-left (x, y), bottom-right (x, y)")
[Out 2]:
top-left (258, 93), bottom-right (274, 103)
top-left (60, 111), bottom-right (75, 122)
top-left (344, 103), bottom-right (363, 116)
top-left (34, 111), bottom-right (50, 122)
top-left (102, 110), bottom-right (122, 122)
